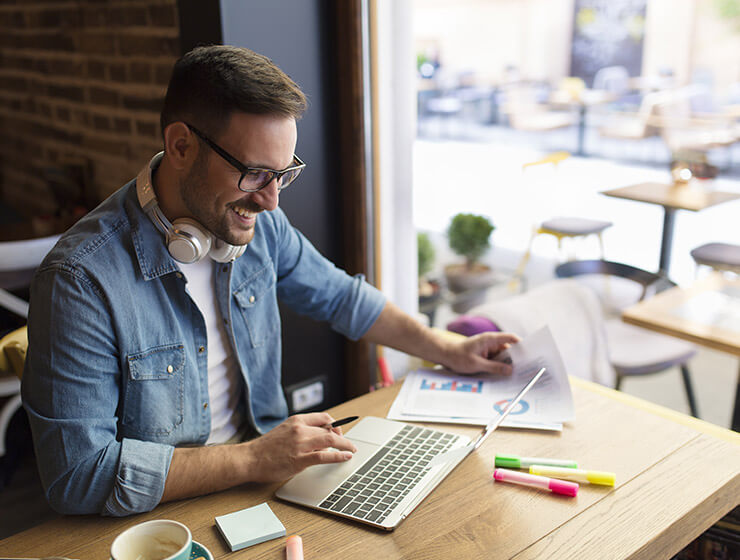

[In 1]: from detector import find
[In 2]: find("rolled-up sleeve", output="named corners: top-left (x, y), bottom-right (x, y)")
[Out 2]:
top-left (271, 209), bottom-right (386, 340)
top-left (23, 265), bottom-right (173, 516)
top-left (102, 438), bottom-right (173, 516)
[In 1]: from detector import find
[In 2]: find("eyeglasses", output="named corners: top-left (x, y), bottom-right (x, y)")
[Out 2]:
top-left (185, 123), bottom-right (306, 192)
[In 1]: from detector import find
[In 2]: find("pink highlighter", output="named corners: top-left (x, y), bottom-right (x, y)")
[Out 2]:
top-left (493, 468), bottom-right (579, 497)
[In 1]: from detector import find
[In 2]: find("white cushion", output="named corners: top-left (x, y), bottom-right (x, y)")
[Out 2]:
top-left (605, 319), bottom-right (697, 376)
top-left (469, 279), bottom-right (615, 386)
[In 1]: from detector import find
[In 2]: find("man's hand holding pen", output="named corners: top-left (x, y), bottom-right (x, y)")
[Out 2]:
top-left (241, 413), bottom-right (358, 483)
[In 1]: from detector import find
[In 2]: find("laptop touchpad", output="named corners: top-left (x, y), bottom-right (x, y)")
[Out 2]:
top-left (346, 416), bottom-right (400, 445)
top-left (276, 439), bottom-right (379, 505)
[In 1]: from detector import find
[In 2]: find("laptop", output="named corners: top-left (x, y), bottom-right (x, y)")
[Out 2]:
top-left (275, 367), bottom-right (545, 530)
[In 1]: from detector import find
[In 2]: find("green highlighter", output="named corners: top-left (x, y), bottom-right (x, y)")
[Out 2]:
top-left (494, 453), bottom-right (578, 469)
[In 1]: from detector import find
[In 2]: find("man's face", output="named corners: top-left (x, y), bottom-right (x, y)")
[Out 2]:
top-left (180, 112), bottom-right (298, 246)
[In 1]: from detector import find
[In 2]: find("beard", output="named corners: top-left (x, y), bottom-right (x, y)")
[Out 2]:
top-left (180, 153), bottom-right (260, 247)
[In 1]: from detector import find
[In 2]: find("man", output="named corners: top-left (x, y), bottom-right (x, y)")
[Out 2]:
top-left (22, 45), bottom-right (517, 516)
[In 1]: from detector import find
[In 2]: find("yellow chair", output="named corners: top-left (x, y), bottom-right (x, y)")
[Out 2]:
top-left (0, 326), bottom-right (27, 457)
top-left (512, 152), bottom-right (612, 289)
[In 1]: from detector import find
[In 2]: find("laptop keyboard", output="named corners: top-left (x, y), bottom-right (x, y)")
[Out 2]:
top-left (318, 425), bottom-right (460, 524)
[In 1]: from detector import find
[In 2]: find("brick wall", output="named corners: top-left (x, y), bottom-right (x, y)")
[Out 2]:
top-left (0, 0), bottom-right (180, 221)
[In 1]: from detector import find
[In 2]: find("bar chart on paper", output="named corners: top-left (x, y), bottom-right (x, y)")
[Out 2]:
top-left (420, 379), bottom-right (484, 393)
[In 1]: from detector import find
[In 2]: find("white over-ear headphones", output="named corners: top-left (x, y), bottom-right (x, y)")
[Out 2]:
top-left (136, 152), bottom-right (247, 264)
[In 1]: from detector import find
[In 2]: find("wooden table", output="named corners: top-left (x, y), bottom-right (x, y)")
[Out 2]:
top-left (2, 378), bottom-right (739, 559)
top-left (623, 273), bottom-right (740, 430)
top-left (601, 181), bottom-right (740, 275)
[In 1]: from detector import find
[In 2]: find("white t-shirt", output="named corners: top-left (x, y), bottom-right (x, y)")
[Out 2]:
top-left (178, 259), bottom-right (245, 444)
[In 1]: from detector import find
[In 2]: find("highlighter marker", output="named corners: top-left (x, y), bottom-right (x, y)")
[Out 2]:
top-left (495, 454), bottom-right (578, 469)
top-left (529, 465), bottom-right (616, 486)
top-left (493, 468), bottom-right (578, 497)
top-left (286, 535), bottom-right (304, 560)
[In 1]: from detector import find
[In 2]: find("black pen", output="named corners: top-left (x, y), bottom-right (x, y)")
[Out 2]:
top-left (326, 416), bottom-right (358, 428)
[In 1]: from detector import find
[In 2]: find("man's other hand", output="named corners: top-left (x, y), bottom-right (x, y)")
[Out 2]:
top-left (440, 332), bottom-right (520, 376)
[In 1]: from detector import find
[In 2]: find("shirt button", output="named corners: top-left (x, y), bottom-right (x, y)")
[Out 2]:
top-left (198, 346), bottom-right (205, 354)
top-left (249, 295), bottom-right (255, 303)
top-left (175, 272), bottom-right (183, 279)
top-left (166, 365), bottom-right (174, 374)
top-left (203, 402), bottom-right (209, 410)
top-left (222, 266), bottom-right (228, 273)
top-left (223, 318), bottom-right (229, 325)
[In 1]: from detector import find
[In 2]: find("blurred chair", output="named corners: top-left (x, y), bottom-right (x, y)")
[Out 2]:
top-left (599, 91), bottom-right (663, 141)
top-left (654, 86), bottom-right (738, 154)
top-left (690, 242), bottom-right (740, 275)
top-left (423, 95), bottom-right (463, 137)
top-left (0, 234), bottom-right (60, 318)
top-left (500, 84), bottom-right (575, 132)
top-left (0, 326), bottom-right (27, 458)
top-left (0, 234), bottom-right (58, 462)
top-left (593, 66), bottom-right (630, 97)
top-left (555, 260), bottom-right (699, 417)
top-left (512, 153), bottom-right (612, 287)
top-left (592, 66), bottom-right (642, 112)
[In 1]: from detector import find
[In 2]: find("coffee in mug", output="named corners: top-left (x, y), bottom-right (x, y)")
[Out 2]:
top-left (110, 519), bottom-right (192, 560)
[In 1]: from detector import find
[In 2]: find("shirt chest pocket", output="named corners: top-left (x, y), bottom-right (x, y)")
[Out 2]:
top-left (122, 343), bottom-right (185, 437)
top-left (234, 265), bottom-right (279, 348)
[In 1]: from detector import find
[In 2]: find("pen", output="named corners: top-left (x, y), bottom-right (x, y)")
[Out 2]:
top-left (495, 454), bottom-right (578, 469)
top-left (326, 416), bottom-right (358, 428)
top-left (286, 535), bottom-right (304, 560)
top-left (529, 465), bottom-right (616, 486)
top-left (493, 467), bottom-right (579, 497)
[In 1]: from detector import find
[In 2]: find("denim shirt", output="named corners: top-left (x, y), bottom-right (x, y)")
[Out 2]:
top-left (22, 180), bottom-right (386, 517)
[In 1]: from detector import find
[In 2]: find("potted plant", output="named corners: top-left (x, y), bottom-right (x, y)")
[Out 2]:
top-left (444, 213), bottom-right (496, 312)
top-left (417, 232), bottom-right (442, 323)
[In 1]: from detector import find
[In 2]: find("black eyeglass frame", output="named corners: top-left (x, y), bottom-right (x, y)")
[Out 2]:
top-left (185, 123), bottom-right (306, 193)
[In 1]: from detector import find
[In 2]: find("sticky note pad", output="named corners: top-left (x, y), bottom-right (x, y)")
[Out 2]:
top-left (215, 502), bottom-right (286, 551)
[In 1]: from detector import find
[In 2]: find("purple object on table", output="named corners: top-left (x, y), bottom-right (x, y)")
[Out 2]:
top-left (447, 315), bottom-right (501, 337)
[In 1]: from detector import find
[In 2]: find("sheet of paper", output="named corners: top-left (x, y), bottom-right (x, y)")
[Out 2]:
top-left (387, 326), bottom-right (574, 430)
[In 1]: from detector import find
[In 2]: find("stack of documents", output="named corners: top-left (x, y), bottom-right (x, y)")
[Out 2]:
top-left (387, 327), bottom-right (575, 431)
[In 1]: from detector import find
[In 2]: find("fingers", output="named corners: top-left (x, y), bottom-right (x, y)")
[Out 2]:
top-left (478, 332), bottom-right (520, 347)
top-left (303, 449), bottom-right (355, 468)
top-left (299, 412), bottom-right (336, 427)
top-left (286, 415), bottom-right (357, 453)
top-left (475, 356), bottom-right (514, 376)
top-left (315, 430), bottom-right (357, 453)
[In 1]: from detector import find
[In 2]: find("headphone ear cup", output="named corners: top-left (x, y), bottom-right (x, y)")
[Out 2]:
top-left (168, 218), bottom-right (212, 264)
top-left (209, 239), bottom-right (247, 263)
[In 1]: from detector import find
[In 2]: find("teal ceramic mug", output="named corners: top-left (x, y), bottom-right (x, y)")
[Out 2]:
top-left (111, 519), bottom-right (192, 560)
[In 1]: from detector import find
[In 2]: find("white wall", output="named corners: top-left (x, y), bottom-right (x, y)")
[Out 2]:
top-left (413, 0), bottom-right (574, 85)
top-left (642, 0), bottom-right (696, 84)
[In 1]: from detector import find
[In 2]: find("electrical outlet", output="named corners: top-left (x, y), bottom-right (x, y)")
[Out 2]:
top-left (292, 381), bottom-right (324, 412)
top-left (285, 375), bottom-right (327, 413)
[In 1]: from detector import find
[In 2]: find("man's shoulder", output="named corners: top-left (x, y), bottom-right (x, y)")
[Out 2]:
top-left (250, 207), bottom-right (292, 249)
top-left (40, 182), bottom-right (136, 274)
top-left (258, 206), bottom-right (289, 233)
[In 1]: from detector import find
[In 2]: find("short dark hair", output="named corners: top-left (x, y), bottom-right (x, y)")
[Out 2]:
top-left (160, 45), bottom-right (307, 138)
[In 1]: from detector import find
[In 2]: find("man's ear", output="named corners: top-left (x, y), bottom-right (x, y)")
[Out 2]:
top-left (163, 122), bottom-right (199, 171)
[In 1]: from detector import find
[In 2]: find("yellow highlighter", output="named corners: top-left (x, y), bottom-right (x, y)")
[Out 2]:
top-left (529, 465), bottom-right (616, 487)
